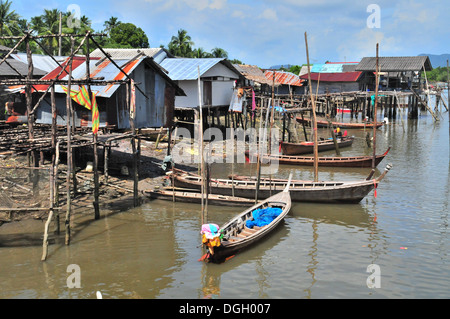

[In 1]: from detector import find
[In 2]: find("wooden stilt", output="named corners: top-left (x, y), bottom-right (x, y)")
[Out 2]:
top-left (65, 37), bottom-right (75, 245)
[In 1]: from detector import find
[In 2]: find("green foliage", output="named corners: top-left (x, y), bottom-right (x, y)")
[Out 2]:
top-left (105, 23), bottom-right (149, 49)
top-left (0, 4), bottom-right (243, 63)
top-left (0, 0), bottom-right (21, 47)
top-left (422, 67), bottom-right (449, 83)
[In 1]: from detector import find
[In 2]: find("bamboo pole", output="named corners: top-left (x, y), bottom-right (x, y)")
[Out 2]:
top-left (372, 44), bottom-right (379, 169)
top-left (85, 32), bottom-right (100, 218)
top-left (447, 60), bottom-right (449, 127)
top-left (197, 66), bottom-right (206, 225)
top-left (65, 37), bottom-right (74, 246)
top-left (304, 32), bottom-right (319, 182)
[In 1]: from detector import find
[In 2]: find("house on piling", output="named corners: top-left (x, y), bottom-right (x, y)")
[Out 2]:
top-left (263, 70), bottom-right (305, 96)
top-left (0, 46), bottom-right (47, 122)
top-left (158, 58), bottom-right (243, 132)
top-left (9, 54), bottom-right (185, 130)
top-left (159, 58), bottom-right (242, 110)
top-left (299, 62), bottom-right (364, 94)
top-left (355, 56), bottom-right (433, 91)
top-left (233, 64), bottom-right (275, 92)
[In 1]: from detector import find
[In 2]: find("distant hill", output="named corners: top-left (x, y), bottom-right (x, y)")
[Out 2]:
top-left (269, 64), bottom-right (294, 70)
top-left (419, 54), bottom-right (450, 68)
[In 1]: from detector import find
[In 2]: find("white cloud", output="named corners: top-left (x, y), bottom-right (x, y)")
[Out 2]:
top-left (231, 10), bottom-right (245, 19)
top-left (337, 28), bottom-right (397, 61)
top-left (260, 8), bottom-right (278, 21)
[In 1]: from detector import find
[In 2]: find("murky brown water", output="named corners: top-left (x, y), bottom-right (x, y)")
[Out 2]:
top-left (0, 101), bottom-right (449, 299)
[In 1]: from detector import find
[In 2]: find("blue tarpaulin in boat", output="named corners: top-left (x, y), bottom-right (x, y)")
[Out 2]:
top-left (246, 207), bottom-right (283, 229)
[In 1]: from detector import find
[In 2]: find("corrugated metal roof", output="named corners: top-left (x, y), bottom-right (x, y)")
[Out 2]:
top-left (57, 57), bottom-right (143, 97)
top-left (311, 63), bottom-right (358, 73)
top-left (300, 72), bottom-right (362, 82)
top-left (234, 64), bottom-right (273, 85)
top-left (0, 58), bottom-right (46, 77)
top-left (264, 70), bottom-right (304, 87)
top-left (159, 58), bottom-right (226, 81)
top-left (29, 56), bottom-right (142, 97)
top-left (11, 53), bottom-right (69, 72)
top-left (90, 48), bottom-right (173, 64)
top-left (0, 44), bottom-right (13, 53)
top-left (356, 56), bottom-right (432, 72)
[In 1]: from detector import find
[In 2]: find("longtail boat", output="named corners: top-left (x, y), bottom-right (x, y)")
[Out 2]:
top-left (296, 116), bottom-right (384, 129)
top-left (247, 147), bottom-right (390, 168)
top-left (200, 175), bottom-right (292, 263)
top-left (171, 164), bottom-right (392, 204)
top-left (143, 189), bottom-right (256, 207)
top-left (280, 136), bottom-right (354, 155)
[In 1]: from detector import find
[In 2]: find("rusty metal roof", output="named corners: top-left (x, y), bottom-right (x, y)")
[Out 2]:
top-left (234, 64), bottom-right (273, 85)
top-left (264, 70), bottom-right (304, 87)
top-left (300, 72), bottom-right (363, 82)
top-left (12, 55), bottom-right (185, 97)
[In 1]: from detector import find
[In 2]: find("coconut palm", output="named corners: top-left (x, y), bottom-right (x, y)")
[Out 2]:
top-left (211, 47), bottom-right (228, 58)
top-left (168, 29), bottom-right (194, 57)
top-left (192, 47), bottom-right (212, 58)
top-left (104, 16), bottom-right (120, 35)
top-left (0, 0), bottom-right (20, 46)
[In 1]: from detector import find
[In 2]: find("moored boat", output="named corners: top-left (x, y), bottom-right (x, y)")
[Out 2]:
top-left (171, 164), bottom-right (392, 204)
top-left (280, 136), bottom-right (354, 155)
top-left (247, 147), bottom-right (390, 168)
top-left (200, 175), bottom-right (292, 263)
top-left (296, 116), bottom-right (384, 129)
top-left (143, 189), bottom-right (256, 207)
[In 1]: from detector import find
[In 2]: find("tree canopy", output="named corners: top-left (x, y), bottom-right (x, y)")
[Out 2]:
top-left (0, 4), bottom-right (243, 63)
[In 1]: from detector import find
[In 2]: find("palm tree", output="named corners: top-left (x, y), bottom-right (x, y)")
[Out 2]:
top-left (192, 47), bottom-right (212, 58)
top-left (104, 16), bottom-right (120, 35)
top-left (168, 29), bottom-right (194, 57)
top-left (211, 47), bottom-right (228, 58)
top-left (0, 0), bottom-right (20, 46)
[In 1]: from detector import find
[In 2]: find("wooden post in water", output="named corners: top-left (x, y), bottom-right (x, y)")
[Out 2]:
top-left (305, 32), bottom-right (319, 182)
top-left (372, 43), bottom-right (379, 170)
top-left (448, 60), bottom-right (450, 127)
top-left (85, 33), bottom-right (100, 219)
top-left (65, 37), bottom-right (74, 245)
top-left (51, 86), bottom-right (60, 234)
top-left (197, 66), bottom-right (206, 225)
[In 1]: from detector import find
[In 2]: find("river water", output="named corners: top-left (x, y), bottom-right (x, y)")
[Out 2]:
top-left (0, 100), bottom-right (449, 300)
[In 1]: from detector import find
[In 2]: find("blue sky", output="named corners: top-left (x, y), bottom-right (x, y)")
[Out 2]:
top-left (10, 0), bottom-right (449, 68)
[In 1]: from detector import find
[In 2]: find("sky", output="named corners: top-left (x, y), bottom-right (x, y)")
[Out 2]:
top-left (10, 0), bottom-right (449, 68)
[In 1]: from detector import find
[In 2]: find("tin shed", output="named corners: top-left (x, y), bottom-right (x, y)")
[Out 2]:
top-left (30, 55), bottom-right (184, 130)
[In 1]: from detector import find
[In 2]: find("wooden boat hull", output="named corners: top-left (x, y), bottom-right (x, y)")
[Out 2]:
top-left (207, 189), bottom-right (291, 263)
top-left (172, 165), bottom-right (392, 204)
top-left (250, 147), bottom-right (390, 168)
top-left (296, 117), bottom-right (384, 129)
top-left (280, 137), bottom-right (354, 155)
top-left (143, 189), bottom-right (256, 207)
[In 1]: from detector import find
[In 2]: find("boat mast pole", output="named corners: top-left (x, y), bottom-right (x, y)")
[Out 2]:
top-left (372, 43), bottom-right (379, 169)
top-left (198, 66), bottom-right (206, 224)
top-left (305, 32), bottom-right (319, 182)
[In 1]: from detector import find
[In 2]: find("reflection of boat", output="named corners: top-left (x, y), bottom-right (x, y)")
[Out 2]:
top-left (249, 147), bottom-right (390, 168)
top-left (143, 189), bottom-right (256, 207)
top-left (171, 165), bottom-right (392, 204)
top-left (296, 117), bottom-right (384, 129)
top-left (279, 136), bottom-right (354, 155)
top-left (337, 108), bottom-right (361, 114)
top-left (202, 177), bottom-right (292, 263)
